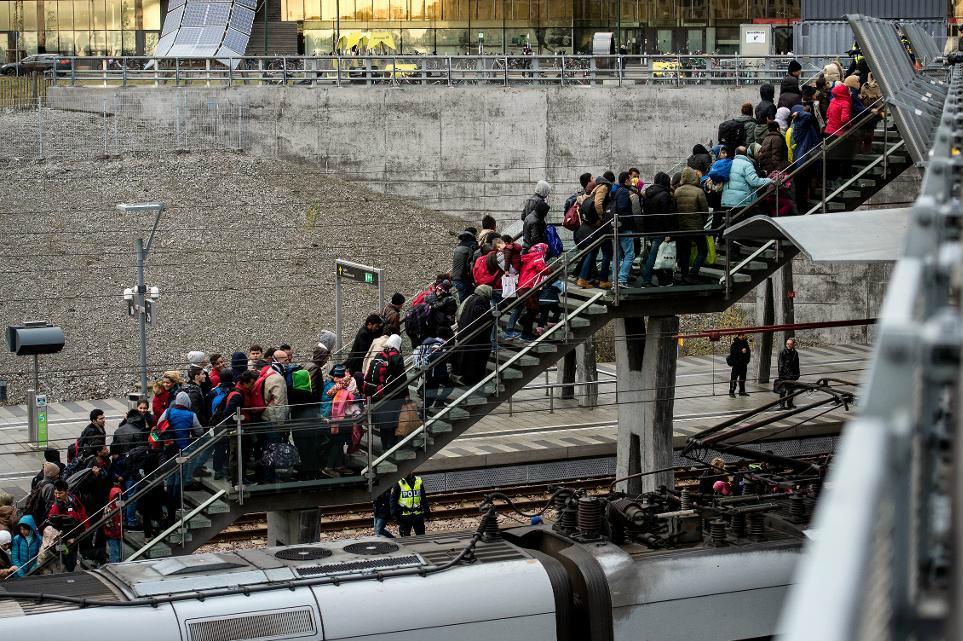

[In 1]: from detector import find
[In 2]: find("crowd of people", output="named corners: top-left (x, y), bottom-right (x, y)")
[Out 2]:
top-left (0, 58), bottom-right (869, 577)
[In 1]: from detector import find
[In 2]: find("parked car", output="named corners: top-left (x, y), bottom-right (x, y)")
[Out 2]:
top-left (1, 54), bottom-right (71, 76)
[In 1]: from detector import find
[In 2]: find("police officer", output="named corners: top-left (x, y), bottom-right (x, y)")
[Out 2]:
top-left (391, 472), bottom-right (430, 536)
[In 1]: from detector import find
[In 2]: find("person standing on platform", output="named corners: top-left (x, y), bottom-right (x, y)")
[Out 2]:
top-left (778, 338), bottom-right (801, 409)
top-left (728, 332), bottom-right (751, 398)
top-left (391, 472), bottom-right (430, 536)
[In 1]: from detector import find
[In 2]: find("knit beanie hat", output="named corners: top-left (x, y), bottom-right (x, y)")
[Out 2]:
top-left (187, 351), bottom-right (207, 367)
top-left (43, 462), bottom-right (59, 479)
top-left (844, 74), bottom-right (861, 89)
top-left (535, 180), bottom-right (551, 198)
top-left (385, 334), bottom-right (403, 351)
top-left (0, 530), bottom-right (10, 546)
top-left (788, 59), bottom-right (802, 74)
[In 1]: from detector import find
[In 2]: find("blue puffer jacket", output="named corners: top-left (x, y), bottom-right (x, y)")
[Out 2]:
top-left (704, 157), bottom-right (733, 185)
top-left (721, 155), bottom-right (772, 208)
top-left (11, 514), bottom-right (41, 576)
top-left (790, 106), bottom-right (822, 166)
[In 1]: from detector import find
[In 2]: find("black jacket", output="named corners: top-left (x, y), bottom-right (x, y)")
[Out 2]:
top-left (778, 347), bottom-right (800, 380)
top-left (687, 145), bottom-right (713, 175)
top-left (184, 382), bottom-right (210, 426)
top-left (451, 232), bottom-right (477, 283)
top-left (642, 180), bottom-right (675, 235)
top-left (77, 422), bottom-right (106, 458)
top-left (111, 413), bottom-right (149, 456)
top-left (778, 75), bottom-right (802, 110)
top-left (521, 193), bottom-right (550, 222)
top-left (345, 326), bottom-right (381, 376)
top-left (522, 205), bottom-right (548, 249)
top-left (755, 84), bottom-right (777, 125)
top-left (729, 338), bottom-right (751, 368)
top-left (612, 184), bottom-right (640, 233)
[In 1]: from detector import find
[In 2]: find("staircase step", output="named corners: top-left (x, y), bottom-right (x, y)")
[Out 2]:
top-left (486, 364), bottom-right (524, 379)
top-left (428, 420), bottom-right (452, 434)
top-left (567, 316), bottom-right (591, 329)
top-left (123, 531), bottom-right (171, 558)
top-left (530, 341), bottom-right (558, 353)
top-left (165, 529), bottom-right (193, 545)
top-left (699, 266), bottom-right (750, 283)
top-left (857, 178), bottom-right (878, 188)
top-left (388, 447), bottom-right (417, 461)
top-left (561, 300), bottom-right (608, 315)
top-left (175, 509), bottom-right (212, 530)
top-left (411, 434), bottom-right (434, 448)
top-left (184, 490), bottom-right (230, 515)
top-left (825, 200), bottom-right (846, 211)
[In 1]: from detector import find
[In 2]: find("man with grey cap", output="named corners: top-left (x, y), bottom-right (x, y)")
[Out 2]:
top-left (521, 180), bottom-right (551, 251)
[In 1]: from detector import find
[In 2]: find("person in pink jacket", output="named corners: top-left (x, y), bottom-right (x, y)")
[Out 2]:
top-left (505, 243), bottom-right (549, 342)
top-left (825, 82), bottom-right (854, 187)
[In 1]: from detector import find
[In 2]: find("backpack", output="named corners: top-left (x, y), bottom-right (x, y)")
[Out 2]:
top-left (24, 484), bottom-right (48, 526)
top-left (579, 194), bottom-right (601, 227)
top-left (62, 452), bottom-right (87, 479)
top-left (291, 369), bottom-right (312, 394)
top-left (562, 200), bottom-right (581, 231)
top-left (66, 438), bottom-right (79, 463)
top-left (211, 390), bottom-right (241, 426)
top-left (410, 286), bottom-right (432, 308)
top-left (404, 302), bottom-right (433, 345)
top-left (124, 445), bottom-right (151, 478)
top-left (209, 386), bottom-right (230, 417)
top-left (259, 441), bottom-right (301, 474)
top-left (472, 254), bottom-right (499, 287)
top-left (718, 118), bottom-right (746, 150)
top-left (283, 364), bottom-right (303, 389)
top-left (363, 349), bottom-right (394, 398)
top-left (545, 224), bottom-right (564, 258)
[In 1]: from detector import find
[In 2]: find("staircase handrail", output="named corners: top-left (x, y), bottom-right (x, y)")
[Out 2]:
top-left (362, 292), bottom-right (607, 476)
top-left (9, 413), bottom-right (237, 578)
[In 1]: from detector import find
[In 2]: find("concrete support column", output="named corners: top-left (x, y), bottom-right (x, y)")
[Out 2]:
top-left (776, 258), bottom-right (796, 345)
top-left (267, 508), bottom-right (321, 547)
top-left (575, 336), bottom-right (598, 408)
top-left (615, 315), bottom-right (679, 495)
top-left (756, 277), bottom-right (775, 385)
top-left (556, 351), bottom-right (576, 400)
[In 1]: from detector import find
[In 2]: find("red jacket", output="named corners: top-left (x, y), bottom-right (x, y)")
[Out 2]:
top-left (103, 486), bottom-right (122, 539)
top-left (151, 389), bottom-right (170, 419)
top-left (824, 83), bottom-right (852, 136)
top-left (47, 493), bottom-right (89, 532)
top-left (519, 244), bottom-right (548, 290)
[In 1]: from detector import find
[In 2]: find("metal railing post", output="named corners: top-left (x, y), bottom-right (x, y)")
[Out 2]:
top-left (174, 58), bottom-right (180, 86)
top-left (563, 257), bottom-right (569, 345)
top-left (122, 59), bottom-right (127, 87)
top-left (205, 58), bottom-right (211, 86)
top-left (336, 57), bottom-right (342, 87)
top-left (282, 57), bottom-right (288, 85)
top-left (228, 61), bottom-right (233, 87)
top-left (612, 213), bottom-right (620, 305)
top-left (70, 58), bottom-right (76, 86)
top-left (883, 108), bottom-right (889, 179)
top-left (504, 56), bottom-right (509, 87)
top-left (447, 56), bottom-right (452, 86)
top-left (235, 408), bottom-right (244, 505)
top-left (617, 55), bottom-right (623, 87)
top-left (724, 210), bottom-right (731, 299)
top-left (560, 55), bottom-right (566, 86)
top-left (177, 455), bottom-right (187, 538)
top-left (821, 138), bottom-right (828, 215)
top-left (675, 54), bottom-right (680, 87)
top-left (102, 58), bottom-right (108, 87)
top-left (366, 400), bottom-right (374, 492)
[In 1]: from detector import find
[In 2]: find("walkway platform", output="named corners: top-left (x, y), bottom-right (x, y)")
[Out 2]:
top-left (0, 344), bottom-right (870, 499)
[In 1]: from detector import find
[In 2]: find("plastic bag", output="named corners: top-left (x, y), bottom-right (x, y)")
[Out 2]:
top-left (395, 400), bottom-right (421, 438)
top-left (545, 224), bottom-right (564, 258)
top-left (654, 241), bottom-right (677, 271)
top-left (501, 274), bottom-right (518, 298)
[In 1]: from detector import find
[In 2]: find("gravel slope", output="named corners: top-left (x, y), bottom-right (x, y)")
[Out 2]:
top-left (0, 112), bottom-right (464, 403)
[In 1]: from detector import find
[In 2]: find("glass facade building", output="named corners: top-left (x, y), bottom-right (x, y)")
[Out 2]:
top-left (5, 0), bottom-right (958, 61)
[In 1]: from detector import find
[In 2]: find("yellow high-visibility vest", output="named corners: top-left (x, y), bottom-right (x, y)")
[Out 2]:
top-left (397, 477), bottom-right (423, 516)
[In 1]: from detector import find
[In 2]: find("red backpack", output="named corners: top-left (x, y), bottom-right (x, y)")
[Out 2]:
top-left (563, 200), bottom-right (581, 231)
top-left (472, 254), bottom-right (501, 287)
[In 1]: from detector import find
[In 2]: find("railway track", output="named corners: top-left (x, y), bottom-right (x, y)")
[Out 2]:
top-left (212, 476), bottom-right (614, 543)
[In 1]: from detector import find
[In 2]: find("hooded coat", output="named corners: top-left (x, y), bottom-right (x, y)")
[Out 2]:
top-left (673, 168), bottom-right (709, 231)
top-left (722, 155), bottom-right (772, 209)
top-left (753, 84), bottom-right (777, 143)
top-left (158, 391), bottom-right (202, 451)
top-left (111, 410), bottom-right (149, 456)
top-left (778, 74), bottom-right (802, 110)
top-left (454, 285), bottom-right (494, 385)
top-left (757, 129), bottom-right (789, 175)
top-left (11, 514), bottom-right (40, 576)
top-left (521, 198), bottom-right (549, 249)
top-left (825, 83), bottom-right (852, 135)
top-left (686, 144), bottom-right (713, 175)
top-left (77, 419), bottom-right (106, 459)
top-left (790, 105), bottom-right (821, 165)
top-left (519, 243), bottom-right (548, 290)
top-left (452, 230), bottom-right (477, 283)
top-left (642, 173), bottom-right (675, 235)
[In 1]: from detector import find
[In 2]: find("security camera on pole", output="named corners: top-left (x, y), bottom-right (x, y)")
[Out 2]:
top-left (117, 201), bottom-right (165, 400)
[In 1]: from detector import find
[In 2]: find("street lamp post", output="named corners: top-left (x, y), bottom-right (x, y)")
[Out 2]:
top-left (117, 202), bottom-right (165, 398)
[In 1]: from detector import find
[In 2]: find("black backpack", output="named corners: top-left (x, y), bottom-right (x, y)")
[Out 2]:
top-left (24, 485), bottom-right (48, 526)
top-left (579, 194), bottom-right (601, 227)
top-left (718, 118), bottom-right (746, 150)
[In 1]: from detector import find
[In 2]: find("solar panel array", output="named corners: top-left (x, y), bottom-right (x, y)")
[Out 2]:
top-left (153, 0), bottom-right (255, 66)
top-left (848, 14), bottom-right (949, 165)
top-left (902, 21), bottom-right (944, 67)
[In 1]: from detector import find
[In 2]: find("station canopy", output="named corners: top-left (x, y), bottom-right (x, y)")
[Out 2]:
top-left (724, 209), bottom-right (909, 263)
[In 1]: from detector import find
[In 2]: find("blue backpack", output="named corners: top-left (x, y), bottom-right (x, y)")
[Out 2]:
top-left (210, 386), bottom-right (229, 416)
top-left (545, 225), bottom-right (564, 258)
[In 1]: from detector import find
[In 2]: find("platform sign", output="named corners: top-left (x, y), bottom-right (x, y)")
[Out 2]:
top-left (35, 394), bottom-right (47, 447)
top-left (334, 259), bottom-right (386, 353)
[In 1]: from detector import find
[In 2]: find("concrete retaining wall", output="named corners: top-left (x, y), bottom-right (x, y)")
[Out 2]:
top-left (47, 84), bottom-right (914, 344)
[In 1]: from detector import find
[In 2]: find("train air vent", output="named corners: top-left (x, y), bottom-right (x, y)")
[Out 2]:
top-left (188, 607), bottom-right (315, 641)
top-left (296, 554), bottom-right (422, 577)
top-left (343, 541), bottom-right (400, 555)
top-left (274, 547), bottom-right (333, 561)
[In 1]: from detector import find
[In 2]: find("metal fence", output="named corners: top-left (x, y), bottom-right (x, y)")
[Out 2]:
top-left (0, 74), bottom-right (51, 108)
top-left (38, 53), bottom-right (840, 89)
top-left (777, 60), bottom-right (962, 641)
